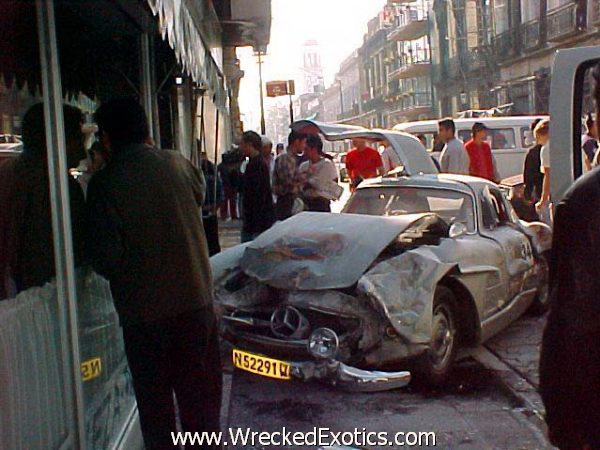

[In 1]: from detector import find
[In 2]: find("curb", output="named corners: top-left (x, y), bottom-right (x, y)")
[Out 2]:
top-left (470, 347), bottom-right (554, 449)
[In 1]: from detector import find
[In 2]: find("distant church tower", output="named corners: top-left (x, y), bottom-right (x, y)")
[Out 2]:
top-left (302, 40), bottom-right (325, 94)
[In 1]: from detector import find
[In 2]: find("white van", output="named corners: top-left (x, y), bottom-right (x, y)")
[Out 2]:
top-left (394, 116), bottom-right (548, 179)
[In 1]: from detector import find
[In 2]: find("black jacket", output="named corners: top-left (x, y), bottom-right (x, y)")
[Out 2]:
top-left (85, 144), bottom-right (212, 325)
top-left (242, 155), bottom-right (274, 234)
top-left (539, 168), bottom-right (600, 448)
top-left (523, 144), bottom-right (544, 201)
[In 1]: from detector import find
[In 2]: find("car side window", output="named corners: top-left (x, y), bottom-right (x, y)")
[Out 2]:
top-left (480, 196), bottom-right (499, 230)
top-left (488, 129), bottom-right (516, 150)
top-left (489, 189), bottom-right (511, 225)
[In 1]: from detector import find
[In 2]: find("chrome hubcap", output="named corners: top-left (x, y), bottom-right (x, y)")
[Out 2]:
top-left (430, 306), bottom-right (455, 370)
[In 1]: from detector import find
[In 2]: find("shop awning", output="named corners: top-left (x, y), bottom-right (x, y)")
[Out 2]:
top-left (147, 0), bottom-right (228, 109)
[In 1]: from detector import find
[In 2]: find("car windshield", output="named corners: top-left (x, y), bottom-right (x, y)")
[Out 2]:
top-left (344, 187), bottom-right (476, 232)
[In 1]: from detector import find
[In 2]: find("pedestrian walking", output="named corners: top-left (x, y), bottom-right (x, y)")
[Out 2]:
top-left (464, 122), bottom-right (499, 182)
top-left (345, 138), bottom-right (384, 190)
top-left (272, 130), bottom-right (305, 220)
top-left (298, 134), bottom-right (341, 212)
top-left (85, 98), bottom-right (221, 450)
top-left (240, 131), bottom-right (275, 242)
top-left (539, 64), bottom-right (600, 450)
top-left (438, 118), bottom-right (470, 175)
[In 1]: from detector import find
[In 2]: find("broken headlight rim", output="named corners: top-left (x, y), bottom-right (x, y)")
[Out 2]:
top-left (307, 327), bottom-right (339, 359)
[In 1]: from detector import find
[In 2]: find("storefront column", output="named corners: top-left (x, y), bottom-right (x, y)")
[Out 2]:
top-left (140, 32), bottom-right (156, 141)
top-left (36, 0), bottom-right (86, 448)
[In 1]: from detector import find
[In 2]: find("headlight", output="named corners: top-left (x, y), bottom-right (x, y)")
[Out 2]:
top-left (307, 327), bottom-right (339, 359)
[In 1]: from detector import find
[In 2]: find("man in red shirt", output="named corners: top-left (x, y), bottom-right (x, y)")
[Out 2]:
top-left (345, 138), bottom-right (384, 189)
top-left (464, 122), bottom-right (499, 182)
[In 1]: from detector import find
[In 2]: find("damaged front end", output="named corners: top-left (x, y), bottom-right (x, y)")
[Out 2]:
top-left (216, 273), bottom-right (412, 391)
top-left (212, 212), bottom-right (453, 391)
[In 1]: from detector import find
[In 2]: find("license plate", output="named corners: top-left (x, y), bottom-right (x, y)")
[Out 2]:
top-left (232, 349), bottom-right (291, 380)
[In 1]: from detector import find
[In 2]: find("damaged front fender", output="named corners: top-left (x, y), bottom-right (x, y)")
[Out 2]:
top-left (357, 247), bottom-right (455, 346)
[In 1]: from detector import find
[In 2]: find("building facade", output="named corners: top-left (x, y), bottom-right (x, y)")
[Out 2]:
top-left (431, 0), bottom-right (600, 116)
top-left (387, 0), bottom-right (435, 126)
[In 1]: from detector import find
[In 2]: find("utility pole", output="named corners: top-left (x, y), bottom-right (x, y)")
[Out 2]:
top-left (257, 50), bottom-right (266, 134)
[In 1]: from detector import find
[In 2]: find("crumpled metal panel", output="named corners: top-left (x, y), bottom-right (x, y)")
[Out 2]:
top-left (146, 0), bottom-right (226, 108)
top-left (358, 247), bottom-right (455, 344)
top-left (240, 212), bottom-right (431, 291)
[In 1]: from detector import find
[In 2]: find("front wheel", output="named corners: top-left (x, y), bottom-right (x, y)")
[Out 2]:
top-left (528, 252), bottom-right (550, 316)
top-left (416, 286), bottom-right (459, 386)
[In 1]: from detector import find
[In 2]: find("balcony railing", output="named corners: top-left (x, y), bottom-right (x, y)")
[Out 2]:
top-left (547, 3), bottom-right (578, 41)
top-left (492, 29), bottom-right (516, 61)
top-left (389, 7), bottom-right (428, 41)
top-left (521, 19), bottom-right (541, 50)
top-left (388, 53), bottom-right (431, 81)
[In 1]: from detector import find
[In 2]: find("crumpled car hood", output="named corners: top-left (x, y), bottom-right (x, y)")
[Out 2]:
top-left (240, 212), bottom-right (432, 290)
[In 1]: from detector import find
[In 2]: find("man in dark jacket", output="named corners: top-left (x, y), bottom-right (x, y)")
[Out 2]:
top-left (539, 65), bottom-right (600, 449)
top-left (240, 131), bottom-right (275, 242)
top-left (0, 103), bottom-right (86, 299)
top-left (85, 98), bottom-right (221, 449)
top-left (523, 119), bottom-right (544, 203)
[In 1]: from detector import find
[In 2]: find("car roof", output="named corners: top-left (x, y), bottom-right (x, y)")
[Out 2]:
top-left (357, 173), bottom-right (497, 196)
top-left (394, 115), bottom-right (548, 132)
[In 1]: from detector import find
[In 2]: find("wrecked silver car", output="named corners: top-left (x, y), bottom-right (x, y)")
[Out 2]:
top-left (211, 174), bottom-right (551, 390)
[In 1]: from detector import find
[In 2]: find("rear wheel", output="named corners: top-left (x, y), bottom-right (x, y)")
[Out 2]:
top-left (528, 252), bottom-right (550, 316)
top-left (416, 286), bottom-right (459, 386)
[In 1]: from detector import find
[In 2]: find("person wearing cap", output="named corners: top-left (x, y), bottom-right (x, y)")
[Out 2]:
top-left (438, 118), bottom-right (470, 175)
top-left (464, 122), bottom-right (499, 182)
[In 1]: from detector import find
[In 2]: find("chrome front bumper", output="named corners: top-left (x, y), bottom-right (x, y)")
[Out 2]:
top-left (291, 359), bottom-right (411, 393)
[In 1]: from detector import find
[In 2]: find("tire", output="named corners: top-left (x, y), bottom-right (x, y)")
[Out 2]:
top-left (528, 252), bottom-right (550, 316)
top-left (416, 286), bottom-right (459, 386)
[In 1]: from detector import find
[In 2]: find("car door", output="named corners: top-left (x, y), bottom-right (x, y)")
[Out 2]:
top-left (478, 186), bottom-right (535, 311)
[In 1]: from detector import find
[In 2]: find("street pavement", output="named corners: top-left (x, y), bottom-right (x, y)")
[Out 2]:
top-left (215, 218), bottom-right (553, 449)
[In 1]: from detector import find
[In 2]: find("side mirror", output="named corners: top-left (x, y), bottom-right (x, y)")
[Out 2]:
top-left (449, 222), bottom-right (468, 238)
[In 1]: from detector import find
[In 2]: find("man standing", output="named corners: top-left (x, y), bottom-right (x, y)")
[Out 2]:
top-left (261, 135), bottom-right (276, 182)
top-left (299, 134), bottom-right (341, 212)
top-left (464, 122), bottom-right (499, 181)
top-left (0, 103), bottom-right (87, 299)
top-left (272, 131), bottom-right (306, 220)
top-left (438, 118), bottom-right (470, 175)
top-left (241, 131), bottom-right (275, 242)
top-left (85, 98), bottom-right (221, 450)
top-left (345, 138), bottom-right (384, 189)
top-left (533, 119), bottom-right (552, 224)
top-left (523, 119), bottom-right (544, 205)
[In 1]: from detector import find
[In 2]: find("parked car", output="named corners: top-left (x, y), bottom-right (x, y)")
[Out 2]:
top-left (0, 134), bottom-right (23, 164)
top-left (394, 116), bottom-right (548, 179)
top-left (211, 174), bottom-right (552, 390)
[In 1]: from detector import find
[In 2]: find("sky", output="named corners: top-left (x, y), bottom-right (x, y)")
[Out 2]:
top-left (237, 0), bottom-right (387, 131)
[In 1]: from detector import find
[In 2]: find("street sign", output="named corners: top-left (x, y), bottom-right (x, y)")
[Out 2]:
top-left (266, 80), bottom-right (295, 97)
